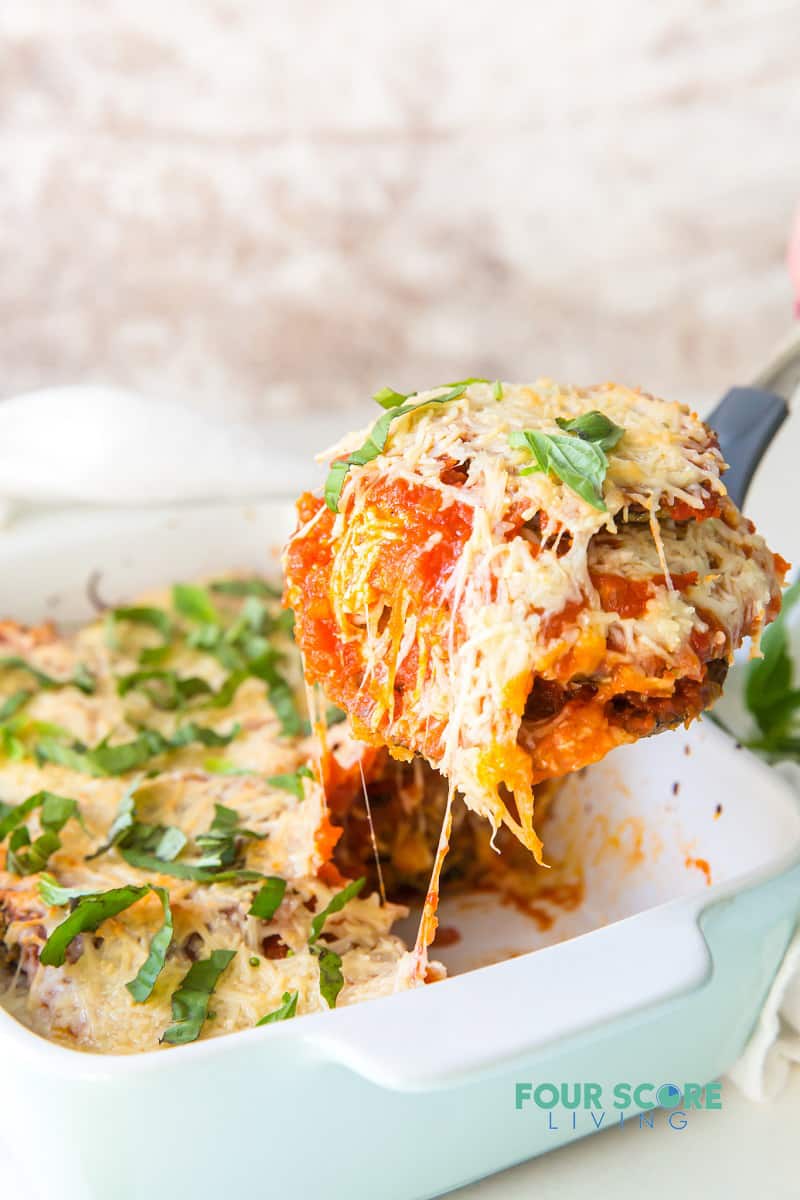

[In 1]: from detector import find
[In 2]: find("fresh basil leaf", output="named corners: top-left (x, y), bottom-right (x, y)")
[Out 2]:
top-left (0, 690), bottom-right (32, 722)
top-left (0, 657), bottom-right (62, 689)
top-left (109, 606), bottom-right (174, 641)
top-left (126, 886), bottom-right (173, 1002)
top-left (122, 822), bottom-right (188, 862)
top-left (203, 757), bottom-right (254, 776)
top-left (257, 989), bottom-right (298, 1025)
top-left (313, 946), bottom-right (344, 1008)
top-left (492, 380), bottom-right (503, 401)
top-left (172, 584), bottom-right (220, 625)
top-left (195, 803), bottom-right (265, 869)
top-left (509, 429), bottom-right (609, 511)
top-left (267, 765), bottom-right (314, 800)
top-left (248, 654), bottom-right (307, 737)
top-left (248, 877), bottom-right (286, 920)
top-left (40, 792), bottom-right (82, 833)
top-left (86, 776), bottom-right (142, 860)
top-left (117, 669), bottom-right (214, 711)
top-left (308, 877), bottom-right (365, 944)
top-left (38, 873), bottom-right (97, 906)
top-left (373, 386), bottom-right (409, 410)
top-left (0, 715), bottom-right (70, 763)
top-left (0, 657), bottom-right (96, 695)
top-left (40, 883), bottom-right (150, 967)
top-left (117, 847), bottom-right (265, 883)
top-left (0, 793), bottom-right (44, 840)
top-left (555, 410), bottom-right (625, 451)
top-left (70, 663), bottom-right (98, 695)
top-left (36, 723), bottom-right (240, 777)
top-left (161, 949), bottom-right (236, 1045)
top-left (169, 720), bottom-right (241, 748)
top-left (7, 827), bottom-right (64, 875)
top-left (206, 670), bottom-right (248, 709)
top-left (210, 578), bottom-right (282, 599)
top-left (325, 385), bottom-right (468, 511)
top-left (0, 790), bottom-right (79, 841)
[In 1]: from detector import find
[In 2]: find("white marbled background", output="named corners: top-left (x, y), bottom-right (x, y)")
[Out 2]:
top-left (1, 0), bottom-right (798, 421)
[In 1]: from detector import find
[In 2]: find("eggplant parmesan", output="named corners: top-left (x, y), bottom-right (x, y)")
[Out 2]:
top-left (0, 578), bottom-right (434, 1053)
top-left (285, 379), bottom-right (788, 873)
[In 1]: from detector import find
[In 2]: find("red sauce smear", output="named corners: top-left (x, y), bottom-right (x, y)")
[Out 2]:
top-left (685, 855), bottom-right (712, 886)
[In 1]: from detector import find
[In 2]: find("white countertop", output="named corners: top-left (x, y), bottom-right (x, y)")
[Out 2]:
top-left (456, 1073), bottom-right (800, 1199)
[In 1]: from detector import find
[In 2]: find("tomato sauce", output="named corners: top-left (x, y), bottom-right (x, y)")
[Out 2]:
top-left (663, 495), bottom-right (721, 522)
top-left (284, 482), bottom-right (472, 758)
top-left (589, 571), bottom-right (698, 620)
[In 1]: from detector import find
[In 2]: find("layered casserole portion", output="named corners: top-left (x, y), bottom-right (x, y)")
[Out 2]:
top-left (285, 380), bottom-right (787, 864)
top-left (0, 580), bottom-right (429, 1053)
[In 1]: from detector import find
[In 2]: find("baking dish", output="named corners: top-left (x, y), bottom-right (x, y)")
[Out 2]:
top-left (0, 495), bottom-right (799, 1200)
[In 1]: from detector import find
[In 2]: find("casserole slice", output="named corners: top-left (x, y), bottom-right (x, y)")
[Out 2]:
top-left (284, 379), bottom-right (787, 890)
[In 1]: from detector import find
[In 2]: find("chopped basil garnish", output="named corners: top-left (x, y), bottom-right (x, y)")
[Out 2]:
top-left (492, 380), bottom-right (503, 401)
top-left (0, 791), bottom-right (82, 874)
top-left (117, 848), bottom-right (264, 882)
top-left (325, 385), bottom-right (468, 512)
top-left (203, 757), bottom-right (254, 776)
top-left (210, 578), bottom-right (282, 599)
top-left (35, 722), bottom-right (240, 777)
top-left (38, 873), bottom-right (97, 906)
top-left (126, 886), bottom-right (173, 1002)
top-left (0, 790), bottom-right (75, 840)
top-left (7, 828), bottom-right (62, 875)
top-left (314, 946), bottom-right (344, 1008)
top-left (195, 803), bottom-right (265, 870)
top-left (0, 690), bottom-right (32, 722)
top-left (108, 606), bottom-right (173, 640)
top-left (267, 765), bottom-right (314, 800)
top-left (40, 883), bottom-right (151, 967)
top-left (373, 387), bottom-right (409, 410)
top-left (87, 779), bottom-right (188, 866)
top-left (161, 949), bottom-right (236, 1044)
top-left (509, 410), bottom-right (625, 512)
top-left (172, 584), bottom-right (220, 626)
top-left (85, 776), bottom-right (141, 860)
top-left (116, 669), bottom-right (214, 710)
top-left (0, 656), bottom-right (96, 695)
top-left (257, 989), bottom-right (298, 1025)
top-left (309, 877), bottom-right (365, 944)
top-left (248, 877), bottom-right (286, 920)
top-left (123, 822), bottom-right (188, 862)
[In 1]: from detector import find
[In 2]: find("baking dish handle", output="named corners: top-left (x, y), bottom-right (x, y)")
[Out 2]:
top-left (303, 902), bottom-right (713, 1092)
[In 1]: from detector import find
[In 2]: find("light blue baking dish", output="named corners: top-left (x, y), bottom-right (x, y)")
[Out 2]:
top-left (0, 498), bottom-right (798, 1200)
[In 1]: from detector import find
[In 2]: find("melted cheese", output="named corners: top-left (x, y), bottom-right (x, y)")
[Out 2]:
top-left (0, 576), bottom-right (425, 1053)
top-left (286, 379), bottom-right (786, 867)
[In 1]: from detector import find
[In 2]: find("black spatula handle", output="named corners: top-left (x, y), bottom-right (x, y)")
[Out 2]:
top-left (705, 386), bottom-right (789, 509)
